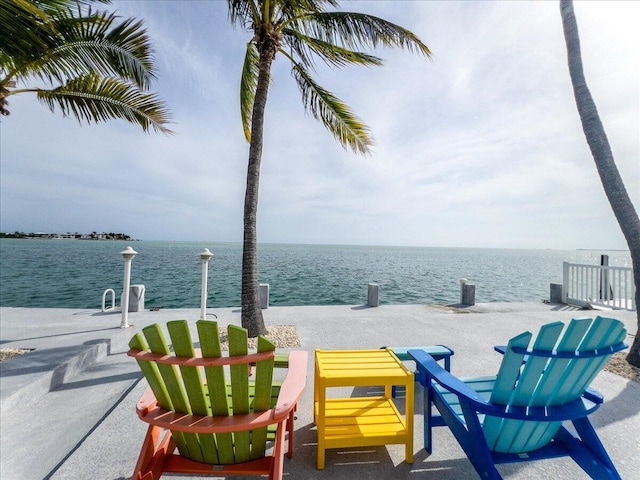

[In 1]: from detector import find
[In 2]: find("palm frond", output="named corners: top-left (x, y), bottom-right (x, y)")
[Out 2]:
top-left (227, 0), bottom-right (260, 28)
top-left (34, 0), bottom-right (111, 14)
top-left (240, 41), bottom-right (260, 142)
top-left (297, 11), bottom-right (432, 57)
top-left (0, 0), bottom-right (54, 64)
top-left (282, 28), bottom-right (382, 70)
top-left (271, 0), bottom-right (329, 25)
top-left (291, 61), bottom-right (371, 155)
top-left (37, 74), bottom-right (173, 134)
top-left (19, 8), bottom-right (156, 89)
top-left (102, 14), bottom-right (156, 87)
top-left (1, 1), bottom-right (114, 73)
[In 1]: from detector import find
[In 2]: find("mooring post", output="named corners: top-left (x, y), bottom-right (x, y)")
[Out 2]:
top-left (368, 283), bottom-right (380, 307)
top-left (120, 246), bottom-right (138, 328)
top-left (460, 278), bottom-right (476, 306)
top-left (199, 248), bottom-right (214, 320)
top-left (550, 283), bottom-right (563, 303)
top-left (129, 285), bottom-right (145, 312)
top-left (259, 284), bottom-right (270, 309)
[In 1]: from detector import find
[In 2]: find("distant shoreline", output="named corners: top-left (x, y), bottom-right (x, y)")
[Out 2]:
top-left (576, 248), bottom-right (629, 252)
top-left (0, 232), bottom-right (136, 241)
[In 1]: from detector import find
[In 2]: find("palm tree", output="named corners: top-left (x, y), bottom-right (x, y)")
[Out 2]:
top-left (0, 0), bottom-right (172, 133)
top-left (560, 0), bottom-right (640, 367)
top-left (227, 0), bottom-right (431, 336)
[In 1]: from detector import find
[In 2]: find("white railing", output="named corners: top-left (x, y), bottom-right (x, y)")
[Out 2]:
top-left (563, 261), bottom-right (635, 310)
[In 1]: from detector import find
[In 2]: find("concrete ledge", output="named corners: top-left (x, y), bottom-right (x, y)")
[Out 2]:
top-left (0, 324), bottom-right (131, 412)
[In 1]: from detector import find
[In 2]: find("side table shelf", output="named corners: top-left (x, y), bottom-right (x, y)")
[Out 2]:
top-left (318, 396), bottom-right (409, 445)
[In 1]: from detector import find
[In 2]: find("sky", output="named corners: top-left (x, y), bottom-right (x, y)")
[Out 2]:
top-left (1, 0), bottom-right (638, 250)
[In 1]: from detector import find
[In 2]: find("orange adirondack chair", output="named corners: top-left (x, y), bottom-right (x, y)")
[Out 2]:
top-left (127, 320), bottom-right (307, 480)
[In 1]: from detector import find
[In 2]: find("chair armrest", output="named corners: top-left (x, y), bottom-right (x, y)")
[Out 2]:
top-left (583, 386), bottom-right (604, 404)
top-left (274, 350), bottom-right (308, 420)
top-left (136, 386), bottom-right (159, 416)
top-left (408, 349), bottom-right (488, 409)
top-left (139, 403), bottom-right (282, 434)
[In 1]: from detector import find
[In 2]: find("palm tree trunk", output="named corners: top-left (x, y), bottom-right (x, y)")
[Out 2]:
top-left (560, 0), bottom-right (640, 366)
top-left (240, 49), bottom-right (273, 338)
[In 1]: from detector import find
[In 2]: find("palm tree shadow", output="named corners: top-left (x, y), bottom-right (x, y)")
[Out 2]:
top-left (594, 378), bottom-right (640, 427)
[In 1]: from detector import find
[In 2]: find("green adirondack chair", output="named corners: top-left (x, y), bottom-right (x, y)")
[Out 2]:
top-left (127, 320), bottom-right (307, 480)
top-left (409, 316), bottom-right (627, 479)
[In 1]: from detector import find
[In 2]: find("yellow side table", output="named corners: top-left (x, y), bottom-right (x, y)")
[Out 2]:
top-left (314, 348), bottom-right (414, 469)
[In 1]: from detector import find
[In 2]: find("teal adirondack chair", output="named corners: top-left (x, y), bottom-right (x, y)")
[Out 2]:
top-left (409, 316), bottom-right (627, 479)
top-left (127, 320), bottom-right (307, 480)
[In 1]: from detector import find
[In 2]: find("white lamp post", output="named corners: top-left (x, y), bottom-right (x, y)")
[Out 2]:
top-left (120, 246), bottom-right (138, 328)
top-left (199, 248), bottom-right (214, 320)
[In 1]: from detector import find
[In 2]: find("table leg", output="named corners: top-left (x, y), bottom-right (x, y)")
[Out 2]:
top-left (313, 361), bottom-right (318, 424)
top-left (316, 380), bottom-right (326, 469)
top-left (317, 440), bottom-right (325, 470)
top-left (405, 377), bottom-right (414, 464)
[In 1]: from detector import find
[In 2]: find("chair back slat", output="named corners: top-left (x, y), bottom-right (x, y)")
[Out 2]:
top-left (197, 320), bottom-right (232, 464)
top-left (249, 335), bottom-right (277, 460)
top-left (489, 331), bottom-right (532, 404)
top-left (228, 325), bottom-right (251, 463)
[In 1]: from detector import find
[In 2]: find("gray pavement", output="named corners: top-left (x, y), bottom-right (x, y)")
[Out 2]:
top-left (1, 303), bottom-right (638, 480)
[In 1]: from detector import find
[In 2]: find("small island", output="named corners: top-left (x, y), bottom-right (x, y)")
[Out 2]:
top-left (0, 231), bottom-right (135, 240)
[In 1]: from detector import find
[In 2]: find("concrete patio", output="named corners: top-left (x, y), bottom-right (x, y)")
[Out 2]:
top-left (1, 302), bottom-right (638, 479)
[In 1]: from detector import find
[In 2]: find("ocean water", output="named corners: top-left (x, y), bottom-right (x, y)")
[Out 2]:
top-left (0, 239), bottom-right (632, 310)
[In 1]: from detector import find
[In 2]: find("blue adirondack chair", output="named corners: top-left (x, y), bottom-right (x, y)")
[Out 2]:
top-left (409, 316), bottom-right (627, 480)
